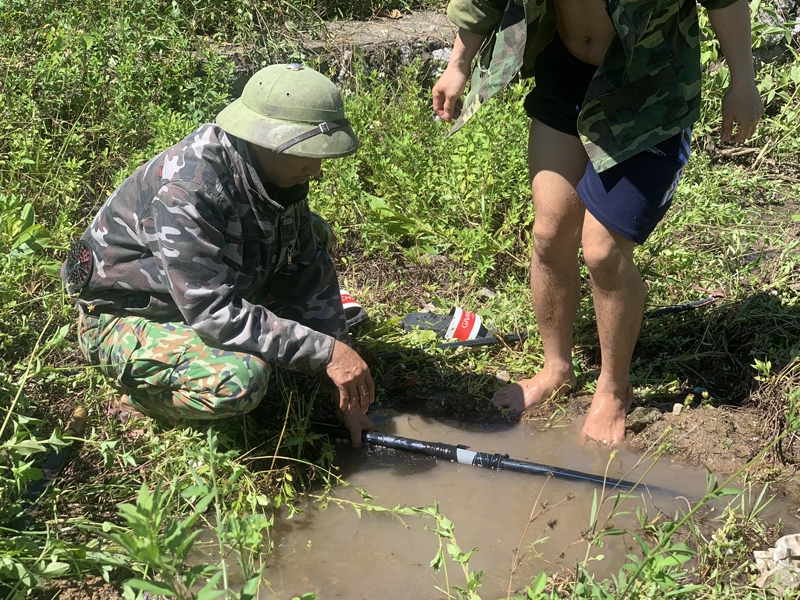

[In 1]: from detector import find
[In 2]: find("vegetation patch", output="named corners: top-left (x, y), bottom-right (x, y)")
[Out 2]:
top-left (2, 0), bottom-right (800, 598)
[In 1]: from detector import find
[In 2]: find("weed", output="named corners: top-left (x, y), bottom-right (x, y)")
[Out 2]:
top-left (1, 0), bottom-right (800, 597)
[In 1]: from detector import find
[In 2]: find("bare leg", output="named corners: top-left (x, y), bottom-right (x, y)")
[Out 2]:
top-left (493, 119), bottom-right (588, 412)
top-left (580, 211), bottom-right (641, 444)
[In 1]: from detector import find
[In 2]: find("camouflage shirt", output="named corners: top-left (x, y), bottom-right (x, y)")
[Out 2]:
top-left (446, 0), bottom-right (739, 172)
top-left (62, 124), bottom-right (348, 374)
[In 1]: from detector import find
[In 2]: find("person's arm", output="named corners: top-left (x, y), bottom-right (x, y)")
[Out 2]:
top-left (148, 184), bottom-right (375, 430)
top-left (706, 0), bottom-right (764, 142)
top-left (146, 183), bottom-right (335, 372)
top-left (265, 202), bottom-right (375, 414)
top-left (432, 28), bottom-right (487, 122)
top-left (433, 0), bottom-right (507, 121)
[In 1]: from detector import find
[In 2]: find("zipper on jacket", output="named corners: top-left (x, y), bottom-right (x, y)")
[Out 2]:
top-left (279, 211), bottom-right (295, 266)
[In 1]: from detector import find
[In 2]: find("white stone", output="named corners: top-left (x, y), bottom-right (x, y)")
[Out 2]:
top-left (496, 370), bottom-right (511, 383)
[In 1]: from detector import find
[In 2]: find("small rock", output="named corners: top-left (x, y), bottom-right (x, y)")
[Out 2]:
top-left (477, 287), bottom-right (497, 301)
top-left (432, 48), bottom-right (451, 63)
top-left (496, 370), bottom-right (511, 384)
top-left (626, 407), bottom-right (661, 434)
top-left (673, 403), bottom-right (684, 415)
top-left (421, 302), bottom-right (437, 313)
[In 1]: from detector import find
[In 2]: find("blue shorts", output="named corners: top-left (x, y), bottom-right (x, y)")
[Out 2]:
top-left (524, 33), bottom-right (692, 245)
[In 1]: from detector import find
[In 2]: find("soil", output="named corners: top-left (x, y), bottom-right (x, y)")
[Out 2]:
top-left (34, 575), bottom-right (125, 600)
top-left (627, 405), bottom-right (766, 473)
top-left (513, 394), bottom-right (793, 481)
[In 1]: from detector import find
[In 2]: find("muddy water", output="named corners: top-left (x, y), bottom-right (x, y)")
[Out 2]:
top-left (256, 414), bottom-right (770, 600)
top-left (187, 413), bottom-right (797, 598)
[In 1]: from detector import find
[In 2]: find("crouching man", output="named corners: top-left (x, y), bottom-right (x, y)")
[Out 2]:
top-left (62, 64), bottom-right (374, 445)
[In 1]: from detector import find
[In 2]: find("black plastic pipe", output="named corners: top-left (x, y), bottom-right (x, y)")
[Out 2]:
top-left (12, 407), bottom-right (87, 531)
top-left (315, 423), bottom-right (673, 495)
top-left (644, 295), bottom-right (719, 318)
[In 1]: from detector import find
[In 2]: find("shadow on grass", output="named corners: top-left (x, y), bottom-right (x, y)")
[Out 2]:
top-left (635, 290), bottom-right (800, 406)
top-left (570, 289), bottom-right (800, 409)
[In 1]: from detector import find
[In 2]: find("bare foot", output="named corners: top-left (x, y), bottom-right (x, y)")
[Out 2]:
top-left (492, 370), bottom-right (577, 413)
top-left (580, 385), bottom-right (633, 446)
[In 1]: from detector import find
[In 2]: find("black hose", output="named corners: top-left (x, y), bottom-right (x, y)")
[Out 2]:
top-left (315, 423), bottom-right (673, 495)
top-left (644, 295), bottom-right (719, 318)
top-left (11, 407), bottom-right (88, 531)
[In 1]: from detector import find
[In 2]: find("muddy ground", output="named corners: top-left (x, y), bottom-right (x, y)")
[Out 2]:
top-left (36, 576), bottom-right (126, 600)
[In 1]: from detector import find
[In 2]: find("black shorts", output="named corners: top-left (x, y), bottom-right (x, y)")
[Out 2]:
top-left (523, 34), bottom-right (692, 245)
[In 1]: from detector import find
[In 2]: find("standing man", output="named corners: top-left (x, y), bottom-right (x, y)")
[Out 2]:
top-left (63, 64), bottom-right (374, 445)
top-left (433, 0), bottom-right (763, 444)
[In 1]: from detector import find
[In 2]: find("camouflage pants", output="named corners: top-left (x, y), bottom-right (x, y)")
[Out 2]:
top-left (78, 311), bottom-right (271, 422)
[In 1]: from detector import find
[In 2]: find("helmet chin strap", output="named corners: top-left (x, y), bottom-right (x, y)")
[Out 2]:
top-left (273, 120), bottom-right (348, 154)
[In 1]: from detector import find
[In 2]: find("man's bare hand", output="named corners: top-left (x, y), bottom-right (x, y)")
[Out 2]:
top-left (432, 67), bottom-right (469, 122)
top-left (325, 340), bottom-right (375, 414)
top-left (708, 0), bottom-right (763, 143)
top-left (721, 80), bottom-right (763, 143)
top-left (337, 406), bottom-right (374, 448)
top-left (432, 29), bottom-right (485, 122)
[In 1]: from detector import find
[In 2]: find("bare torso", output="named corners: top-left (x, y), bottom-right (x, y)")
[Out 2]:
top-left (554, 0), bottom-right (616, 66)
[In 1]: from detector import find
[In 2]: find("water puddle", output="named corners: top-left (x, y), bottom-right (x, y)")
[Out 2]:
top-left (229, 414), bottom-right (796, 598)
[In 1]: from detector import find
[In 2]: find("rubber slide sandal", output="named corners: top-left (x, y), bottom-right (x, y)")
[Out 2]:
top-left (341, 290), bottom-right (370, 329)
top-left (400, 306), bottom-right (495, 341)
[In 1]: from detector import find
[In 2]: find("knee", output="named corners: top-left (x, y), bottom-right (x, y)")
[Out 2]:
top-left (213, 355), bottom-right (271, 415)
top-left (178, 355), bottom-right (271, 419)
top-left (583, 241), bottom-right (630, 287)
top-left (532, 220), bottom-right (580, 265)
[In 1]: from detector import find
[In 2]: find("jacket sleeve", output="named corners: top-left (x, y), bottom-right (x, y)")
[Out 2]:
top-left (257, 201), bottom-right (350, 346)
top-left (148, 182), bottom-right (335, 374)
top-left (446, 0), bottom-right (508, 35)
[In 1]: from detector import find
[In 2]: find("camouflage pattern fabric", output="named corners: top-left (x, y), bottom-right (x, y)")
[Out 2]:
top-left (78, 311), bottom-right (271, 421)
top-left (310, 211), bottom-right (336, 253)
top-left (62, 124), bottom-right (349, 378)
top-left (447, 0), bottom-right (529, 137)
top-left (446, 0), bottom-right (739, 172)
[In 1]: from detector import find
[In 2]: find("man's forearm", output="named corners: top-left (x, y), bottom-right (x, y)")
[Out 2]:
top-left (708, 0), bottom-right (756, 84)
top-left (447, 28), bottom-right (487, 75)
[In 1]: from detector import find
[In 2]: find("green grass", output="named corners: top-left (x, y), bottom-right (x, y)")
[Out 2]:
top-left (1, 0), bottom-right (800, 598)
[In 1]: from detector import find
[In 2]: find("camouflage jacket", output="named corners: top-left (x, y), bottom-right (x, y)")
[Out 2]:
top-left (62, 124), bottom-right (348, 374)
top-left (446, 0), bottom-right (739, 172)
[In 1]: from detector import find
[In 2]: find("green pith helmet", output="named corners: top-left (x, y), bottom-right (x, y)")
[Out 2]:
top-left (216, 64), bottom-right (359, 159)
